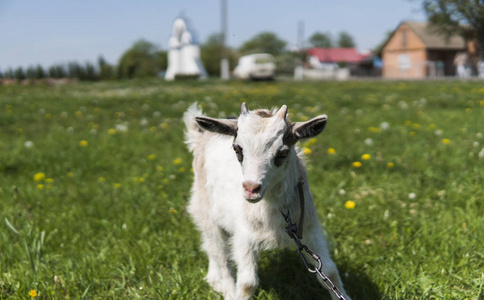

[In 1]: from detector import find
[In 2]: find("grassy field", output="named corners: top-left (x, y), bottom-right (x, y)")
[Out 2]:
top-left (1, 79), bottom-right (483, 300)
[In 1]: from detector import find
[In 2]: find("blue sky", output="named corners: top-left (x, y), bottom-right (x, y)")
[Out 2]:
top-left (0, 0), bottom-right (426, 70)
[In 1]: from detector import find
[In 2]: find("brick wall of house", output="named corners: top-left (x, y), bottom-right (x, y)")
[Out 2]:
top-left (382, 23), bottom-right (427, 79)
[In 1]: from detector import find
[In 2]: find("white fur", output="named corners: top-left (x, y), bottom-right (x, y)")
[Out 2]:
top-left (184, 103), bottom-right (350, 300)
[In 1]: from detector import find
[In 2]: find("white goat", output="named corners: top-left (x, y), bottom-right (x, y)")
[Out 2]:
top-left (183, 102), bottom-right (350, 300)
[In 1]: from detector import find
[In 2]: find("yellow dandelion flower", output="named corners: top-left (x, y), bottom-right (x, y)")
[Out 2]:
top-left (37, 184), bottom-right (44, 190)
top-left (79, 140), bottom-right (88, 147)
top-left (17, 128), bottom-right (24, 134)
top-left (169, 208), bottom-right (178, 214)
top-left (45, 178), bottom-right (55, 183)
top-left (442, 138), bottom-right (450, 144)
top-left (345, 200), bottom-right (356, 209)
top-left (75, 111), bottom-right (83, 117)
top-left (34, 172), bottom-right (46, 181)
top-left (328, 148), bottom-right (336, 155)
top-left (139, 177), bottom-right (145, 183)
top-left (361, 154), bottom-right (371, 160)
top-left (412, 123), bottom-right (421, 129)
top-left (108, 128), bottom-right (116, 135)
top-left (147, 154), bottom-right (156, 160)
top-left (387, 162), bottom-right (395, 168)
top-left (352, 161), bottom-right (362, 168)
top-left (157, 166), bottom-right (164, 172)
top-left (305, 138), bottom-right (317, 147)
top-left (67, 172), bottom-right (73, 178)
top-left (28, 290), bottom-right (37, 298)
top-left (409, 131), bottom-right (416, 136)
top-left (178, 167), bottom-right (186, 172)
top-left (368, 126), bottom-right (381, 133)
top-left (173, 158), bottom-right (182, 165)
top-left (44, 113), bottom-right (52, 119)
top-left (465, 108), bottom-right (471, 113)
top-left (160, 122), bottom-right (169, 129)
top-left (99, 177), bottom-right (105, 182)
top-left (150, 126), bottom-right (157, 132)
top-left (114, 183), bottom-right (121, 188)
top-left (303, 147), bottom-right (312, 155)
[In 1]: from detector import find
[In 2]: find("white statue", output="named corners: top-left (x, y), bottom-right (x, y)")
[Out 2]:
top-left (165, 17), bottom-right (207, 80)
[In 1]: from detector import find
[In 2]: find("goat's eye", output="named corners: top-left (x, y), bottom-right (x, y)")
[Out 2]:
top-left (274, 148), bottom-right (289, 167)
top-left (233, 144), bottom-right (244, 162)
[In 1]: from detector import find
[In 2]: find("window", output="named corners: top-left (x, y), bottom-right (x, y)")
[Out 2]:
top-left (397, 54), bottom-right (411, 70)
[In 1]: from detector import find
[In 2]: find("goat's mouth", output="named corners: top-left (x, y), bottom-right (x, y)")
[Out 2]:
top-left (243, 189), bottom-right (265, 203)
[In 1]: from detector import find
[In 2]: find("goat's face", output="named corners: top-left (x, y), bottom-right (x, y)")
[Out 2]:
top-left (196, 103), bottom-right (327, 203)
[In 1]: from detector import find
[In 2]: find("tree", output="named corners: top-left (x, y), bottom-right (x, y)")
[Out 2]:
top-left (35, 65), bottom-right (45, 79)
top-left (239, 32), bottom-right (287, 56)
top-left (118, 39), bottom-right (164, 79)
top-left (337, 31), bottom-right (356, 48)
top-left (98, 56), bottom-right (115, 80)
top-left (14, 67), bottom-right (26, 81)
top-left (201, 33), bottom-right (238, 76)
top-left (422, 0), bottom-right (484, 61)
top-left (309, 32), bottom-right (333, 48)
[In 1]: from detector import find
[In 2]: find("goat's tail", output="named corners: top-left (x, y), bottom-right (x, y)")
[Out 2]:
top-left (183, 102), bottom-right (204, 153)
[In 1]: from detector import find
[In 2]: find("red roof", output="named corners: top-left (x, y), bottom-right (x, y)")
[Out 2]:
top-left (307, 48), bottom-right (370, 63)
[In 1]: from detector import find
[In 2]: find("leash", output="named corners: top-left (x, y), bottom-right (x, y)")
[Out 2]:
top-left (280, 181), bottom-right (348, 300)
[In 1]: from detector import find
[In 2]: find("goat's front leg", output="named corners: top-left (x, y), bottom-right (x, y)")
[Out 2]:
top-left (232, 234), bottom-right (260, 300)
top-left (304, 226), bottom-right (351, 300)
top-left (200, 226), bottom-right (236, 299)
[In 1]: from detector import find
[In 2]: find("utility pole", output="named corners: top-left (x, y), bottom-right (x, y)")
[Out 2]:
top-left (220, 0), bottom-right (230, 80)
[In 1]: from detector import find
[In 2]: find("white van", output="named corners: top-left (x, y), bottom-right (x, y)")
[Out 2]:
top-left (233, 53), bottom-right (276, 80)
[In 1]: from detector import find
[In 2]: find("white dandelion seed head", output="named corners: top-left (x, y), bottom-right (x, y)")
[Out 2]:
top-left (434, 130), bottom-right (443, 136)
top-left (141, 103), bottom-right (150, 111)
top-left (115, 124), bottom-right (128, 132)
top-left (140, 118), bottom-right (149, 126)
top-left (153, 111), bottom-right (161, 118)
top-left (477, 133), bottom-right (482, 139)
top-left (408, 192), bottom-right (417, 200)
top-left (380, 122), bottom-right (390, 130)
top-left (364, 138), bottom-right (373, 146)
top-left (473, 141), bottom-right (480, 147)
top-left (479, 148), bottom-right (484, 158)
top-left (66, 127), bottom-right (74, 134)
top-left (338, 189), bottom-right (346, 196)
top-left (60, 111), bottom-right (68, 118)
top-left (24, 141), bottom-right (34, 148)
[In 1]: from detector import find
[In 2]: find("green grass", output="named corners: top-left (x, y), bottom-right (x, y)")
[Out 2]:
top-left (1, 79), bottom-right (483, 299)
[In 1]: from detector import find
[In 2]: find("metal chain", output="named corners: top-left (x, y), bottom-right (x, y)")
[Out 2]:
top-left (280, 207), bottom-right (347, 300)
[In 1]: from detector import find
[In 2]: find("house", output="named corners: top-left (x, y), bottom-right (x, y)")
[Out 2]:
top-left (380, 21), bottom-right (472, 79)
top-left (303, 47), bottom-right (370, 79)
top-left (306, 47), bottom-right (370, 65)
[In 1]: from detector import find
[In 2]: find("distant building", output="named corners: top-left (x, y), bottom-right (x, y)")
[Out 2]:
top-left (380, 21), bottom-right (475, 79)
top-left (307, 47), bottom-right (370, 65)
top-left (165, 17), bottom-right (208, 80)
top-left (304, 47), bottom-right (371, 80)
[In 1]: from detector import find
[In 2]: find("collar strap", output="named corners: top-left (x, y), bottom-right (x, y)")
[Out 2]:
top-left (296, 181), bottom-right (305, 239)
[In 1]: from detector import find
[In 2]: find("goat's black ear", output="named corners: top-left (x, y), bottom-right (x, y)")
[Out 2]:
top-left (195, 116), bottom-right (237, 136)
top-left (292, 115), bottom-right (327, 140)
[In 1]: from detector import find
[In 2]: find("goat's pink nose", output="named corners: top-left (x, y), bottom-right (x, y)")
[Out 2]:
top-left (242, 181), bottom-right (261, 194)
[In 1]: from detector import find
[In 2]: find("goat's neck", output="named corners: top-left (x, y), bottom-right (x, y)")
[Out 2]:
top-left (265, 152), bottom-right (303, 208)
